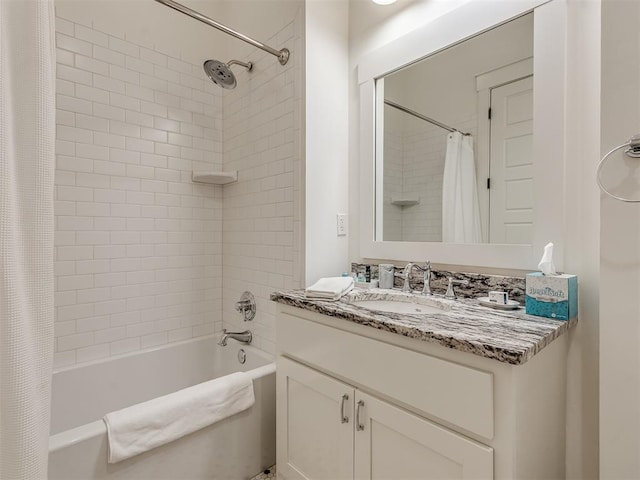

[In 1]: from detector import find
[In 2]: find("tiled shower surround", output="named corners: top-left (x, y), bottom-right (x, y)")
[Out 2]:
top-left (221, 15), bottom-right (303, 354)
top-left (53, 11), bottom-right (302, 367)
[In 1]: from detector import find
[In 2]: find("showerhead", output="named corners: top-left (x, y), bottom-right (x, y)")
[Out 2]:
top-left (203, 59), bottom-right (252, 89)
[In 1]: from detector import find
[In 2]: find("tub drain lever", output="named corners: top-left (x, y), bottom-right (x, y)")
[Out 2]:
top-left (235, 291), bottom-right (256, 321)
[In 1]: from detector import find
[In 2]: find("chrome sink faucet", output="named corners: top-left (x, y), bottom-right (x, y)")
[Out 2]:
top-left (395, 261), bottom-right (433, 294)
top-left (218, 329), bottom-right (252, 346)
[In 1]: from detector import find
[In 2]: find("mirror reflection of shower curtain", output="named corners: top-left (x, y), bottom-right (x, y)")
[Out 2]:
top-left (442, 132), bottom-right (482, 243)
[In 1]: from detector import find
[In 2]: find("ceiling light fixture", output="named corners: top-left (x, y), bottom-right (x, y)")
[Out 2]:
top-left (372, 0), bottom-right (397, 5)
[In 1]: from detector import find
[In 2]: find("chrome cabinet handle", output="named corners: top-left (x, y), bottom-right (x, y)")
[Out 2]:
top-left (356, 400), bottom-right (365, 431)
top-left (340, 394), bottom-right (349, 424)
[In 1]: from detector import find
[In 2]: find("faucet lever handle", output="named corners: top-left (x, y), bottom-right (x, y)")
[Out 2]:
top-left (445, 277), bottom-right (469, 299)
top-left (235, 299), bottom-right (251, 311)
top-left (235, 291), bottom-right (256, 321)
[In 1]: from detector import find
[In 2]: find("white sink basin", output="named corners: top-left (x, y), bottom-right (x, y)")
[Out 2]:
top-left (344, 291), bottom-right (453, 315)
top-left (352, 299), bottom-right (446, 315)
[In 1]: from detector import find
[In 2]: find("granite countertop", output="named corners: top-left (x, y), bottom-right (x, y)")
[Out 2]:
top-left (270, 288), bottom-right (577, 365)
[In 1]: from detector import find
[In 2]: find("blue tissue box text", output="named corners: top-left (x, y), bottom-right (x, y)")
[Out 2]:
top-left (525, 272), bottom-right (578, 321)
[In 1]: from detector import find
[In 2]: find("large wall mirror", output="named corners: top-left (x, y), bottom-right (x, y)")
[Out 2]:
top-left (359, 0), bottom-right (566, 270)
top-left (378, 14), bottom-right (533, 245)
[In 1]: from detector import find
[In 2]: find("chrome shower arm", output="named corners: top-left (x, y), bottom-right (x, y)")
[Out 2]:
top-left (227, 59), bottom-right (253, 71)
top-left (154, 0), bottom-right (290, 65)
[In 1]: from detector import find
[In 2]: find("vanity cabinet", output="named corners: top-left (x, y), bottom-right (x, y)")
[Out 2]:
top-left (275, 304), bottom-right (568, 480)
top-left (278, 357), bottom-right (493, 480)
top-left (277, 357), bottom-right (353, 479)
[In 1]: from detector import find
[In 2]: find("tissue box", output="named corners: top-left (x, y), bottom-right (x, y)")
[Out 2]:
top-left (525, 272), bottom-right (578, 321)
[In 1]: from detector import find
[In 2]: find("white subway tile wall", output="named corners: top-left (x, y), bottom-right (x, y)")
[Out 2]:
top-left (53, 15), bottom-right (224, 368)
top-left (401, 121), bottom-right (448, 242)
top-left (221, 14), bottom-right (303, 355)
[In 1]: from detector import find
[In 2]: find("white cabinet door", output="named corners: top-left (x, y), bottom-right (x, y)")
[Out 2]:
top-left (354, 391), bottom-right (493, 480)
top-left (277, 357), bottom-right (354, 480)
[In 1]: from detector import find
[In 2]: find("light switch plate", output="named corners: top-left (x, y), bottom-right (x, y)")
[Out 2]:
top-left (337, 214), bottom-right (347, 236)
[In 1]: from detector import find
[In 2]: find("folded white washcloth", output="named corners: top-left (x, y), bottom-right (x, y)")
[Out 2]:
top-left (305, 276), bottom-right (354, 300)
top-left (103, 371), bottom-right (255, 463)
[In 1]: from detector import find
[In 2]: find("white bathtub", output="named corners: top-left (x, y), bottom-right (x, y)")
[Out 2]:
top-left (48, 336), bottom-right (276, 480)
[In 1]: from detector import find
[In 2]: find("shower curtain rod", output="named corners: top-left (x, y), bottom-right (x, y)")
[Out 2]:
top-left (384, 100), bottom-right (470, 136)
top-left (154, 0), bottom-right (290, 65)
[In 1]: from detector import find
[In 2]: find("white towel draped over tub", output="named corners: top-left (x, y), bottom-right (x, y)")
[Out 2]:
top-left (103, 371), bottom-right (255, 463)
top-left (442, 131), bottom-right (482, 244)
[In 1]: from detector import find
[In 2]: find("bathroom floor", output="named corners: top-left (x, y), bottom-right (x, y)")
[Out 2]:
top-left (250, 465), bottom-right (276, 480)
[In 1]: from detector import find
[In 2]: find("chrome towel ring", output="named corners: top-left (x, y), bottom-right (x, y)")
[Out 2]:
top-left (596, 134), bottom-right (640, 202)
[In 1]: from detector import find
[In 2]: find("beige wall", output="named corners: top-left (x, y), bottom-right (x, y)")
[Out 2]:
top-left (304, 0), bottom-right (350, 285)
top-left (600, 1), bottom-right (640, 477)
top-left (564, 1), bottom-right (601, 477)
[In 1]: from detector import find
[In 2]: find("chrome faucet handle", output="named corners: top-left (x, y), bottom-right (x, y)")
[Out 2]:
top-left (420, 261), bottom-right (432, 295)
top-left (414, 261), bottom-right (432, 295)
top-left (235, 291), bottom-right (256, 321)
top-left (394, 263), bottom-right (414, 292)
top-left (445, 277), bottom-right (469, 300)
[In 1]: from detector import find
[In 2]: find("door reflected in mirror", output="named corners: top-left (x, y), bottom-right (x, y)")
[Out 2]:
top-left (377, 13), bottom-right (534, 244)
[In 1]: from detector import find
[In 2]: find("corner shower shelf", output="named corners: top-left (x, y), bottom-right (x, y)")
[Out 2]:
top-left (391, 197), bottom-right (420, 207)
top-left (192, 171), bottom-right (238, 185)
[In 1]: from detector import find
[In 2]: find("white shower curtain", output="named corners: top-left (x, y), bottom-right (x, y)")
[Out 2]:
top-left (442, 131), bottom-right (482, 243)
top-left (0, 1), bottom-right (56, 478)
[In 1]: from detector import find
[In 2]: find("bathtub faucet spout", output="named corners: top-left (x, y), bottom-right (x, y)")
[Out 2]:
top-left (218, 329), bottom-right (252, 346)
